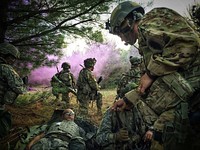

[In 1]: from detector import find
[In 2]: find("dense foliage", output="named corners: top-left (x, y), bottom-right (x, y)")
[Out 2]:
top-left (0, 0), bottom-right (117, 74)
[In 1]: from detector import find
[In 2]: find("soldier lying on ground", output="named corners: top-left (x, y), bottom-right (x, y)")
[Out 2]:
top-left (26, 109), bottom-right (86, 150)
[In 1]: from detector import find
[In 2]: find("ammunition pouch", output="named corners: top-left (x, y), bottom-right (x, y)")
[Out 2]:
top-left (162, 102), bottom-right (189, 150)
top-left (161, 72), bottom-right (194, 101)
top-left (174, 102), bottom-right (189, 143)
top-left (162, 122), bottom-right (176, 150)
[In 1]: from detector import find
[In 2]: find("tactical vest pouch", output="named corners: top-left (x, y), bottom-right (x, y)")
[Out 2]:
top-left (161, 72), bottom-right (194, 101)
top-left (174, 102), bottom-right (189, 143)
top-left (162, 102), bottom-right (189, 150)
top-left (162, 122), bottom-right (177, 150)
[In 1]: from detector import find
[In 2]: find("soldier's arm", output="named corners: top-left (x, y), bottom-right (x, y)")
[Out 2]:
top-left (26, 132), bottom-right (45, 150)
top-left (2, 64), bottom-right (26, 94)
top-left (141, 8), bottom-right (199, 77)
top-left (96, 109), bottom-right (116, 146)
top-left (71, 73), bottom-right (76, 86)
top-left (86, 71), bottom-right (100, 91)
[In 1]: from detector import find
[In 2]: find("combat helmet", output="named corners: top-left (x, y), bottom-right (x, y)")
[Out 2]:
top-left (129, 56), bottom-right (141, 65)
top-left (61, 62), bottom-right (70, 69)
top-left (109, 1), bottom-right (144, 35)
top-left (84, 58), bottom-right (96, 68)
top-left (0, 43), bottom-right (20, 58)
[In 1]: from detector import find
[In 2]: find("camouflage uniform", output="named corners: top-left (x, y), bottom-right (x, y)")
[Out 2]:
top-left (117, 56), bottom-right (141, 98)
top-left (124, 7), bottom-right (200, 150)
top-left (31, 120), bottom-right (85, 150)
top-left (51, 62), bottom-right (76, 107)
top-left (76, 58), bottom-right (102, 117)
top-left (0, 43), bottom-right (26, 138)
top-left (109, 2), bottom-right (200, 150)
top-left (96, 107), bottom-right (146, 150)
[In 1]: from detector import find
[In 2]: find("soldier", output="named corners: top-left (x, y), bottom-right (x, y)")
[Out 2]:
top-left (108, 1), bottom-right (200, 150)
top-left (27, 108), bottom-right (86, 150)
top-left (0, 43), bottom-right (27, 138)
top-left (96, 102), bottom-right (148, 150)
top-left (76, 58), bottom-right (102, 118)
top-left (50, 62), bottom-right (76, 108)
top-left (116, 56), bottom-right (141, 99)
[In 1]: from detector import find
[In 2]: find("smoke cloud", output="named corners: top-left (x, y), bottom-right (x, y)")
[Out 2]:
top-left (28, 43), bottom-right (123, 85)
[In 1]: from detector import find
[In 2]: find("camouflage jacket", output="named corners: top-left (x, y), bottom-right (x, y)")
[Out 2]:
top-left (0, 58), bottom-right (26, 105)
top-left (51, 70), bottom-right (75, 87)
top-left (117, 66), bottom-right (140, 89)
top-left (138, 7), bottom-right (200, 77)
top-left (45, 120), bottom-right (81, 139)
top-left (76, 68), bottom-right (99, 94)
top-left (96, 108), bottom-right (145, 149)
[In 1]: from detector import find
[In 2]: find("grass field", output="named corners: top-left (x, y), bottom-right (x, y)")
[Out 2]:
top-left (6, 87), bottom-right (117, 127)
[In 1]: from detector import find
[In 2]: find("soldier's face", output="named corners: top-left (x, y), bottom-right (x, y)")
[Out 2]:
top-left (63, 109), bottom-right (75, 121)
top-left (118, 20), bottom-right (138, 45)
top-left (90, 66), bottom-right (94, 71)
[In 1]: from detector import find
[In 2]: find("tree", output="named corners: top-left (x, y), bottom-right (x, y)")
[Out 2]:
top-left (0, 0), bottom-right (115, 74)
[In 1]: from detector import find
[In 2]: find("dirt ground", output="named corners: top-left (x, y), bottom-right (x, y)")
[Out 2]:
top-left (5, 88), bottom-right (116, 128)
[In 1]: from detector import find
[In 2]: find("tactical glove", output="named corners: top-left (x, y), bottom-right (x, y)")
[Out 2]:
top-left (114, 128), bottom-right (130, 142)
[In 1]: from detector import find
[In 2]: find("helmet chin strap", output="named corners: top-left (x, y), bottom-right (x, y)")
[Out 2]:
top-left (121, 20), bottom-right (135, 45)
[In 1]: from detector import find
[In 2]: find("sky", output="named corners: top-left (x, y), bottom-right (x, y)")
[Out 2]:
top-left (149, 0), bottom-right (196, 15)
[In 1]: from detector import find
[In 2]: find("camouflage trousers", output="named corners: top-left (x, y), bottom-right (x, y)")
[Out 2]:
top-left (77, 92), bottom-right (102, 118)
top-left (52, 86), bottom-right (71, 107)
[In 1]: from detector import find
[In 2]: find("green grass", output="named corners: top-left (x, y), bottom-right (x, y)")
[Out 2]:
top-left (12, 88), bottom-right (118, 126)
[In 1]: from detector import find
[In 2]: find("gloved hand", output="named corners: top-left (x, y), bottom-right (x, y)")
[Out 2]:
top-left (114, 128), bottom-right (130, 142)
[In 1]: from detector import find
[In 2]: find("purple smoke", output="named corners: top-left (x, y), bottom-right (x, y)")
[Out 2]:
top-left (28, 43), bottom-right (121, 85)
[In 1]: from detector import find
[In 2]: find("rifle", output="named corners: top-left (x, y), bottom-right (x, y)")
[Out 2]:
top-left (97, 76), bottom-right (103, 84)
top-left (53, 75), bottom-right (77, 96)
top-left (56, 65), bottom-right (59, 73)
